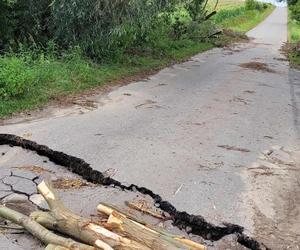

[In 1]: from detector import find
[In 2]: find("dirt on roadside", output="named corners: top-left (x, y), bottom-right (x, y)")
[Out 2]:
top-left (239, 62), bottom-right (276, 73)
top-left (242, 146), bottom-right (300, 249)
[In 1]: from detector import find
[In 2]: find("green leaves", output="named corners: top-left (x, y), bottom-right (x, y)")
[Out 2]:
top-left (290, 0), bottom-right (300, 22)
top-left (1, 0), bottom-right (215, 61)
top-left (0, 56), bottom-right (35, 99)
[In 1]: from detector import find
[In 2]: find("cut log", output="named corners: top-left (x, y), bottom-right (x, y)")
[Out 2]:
top-left (45, 244), bottom-right (70, 250)
top-left (0, 205), bottom-right (95, 250)
top-left (35, 181), bottom-right (148, 250)
top-left (98, 203), bottom-right (206, 250)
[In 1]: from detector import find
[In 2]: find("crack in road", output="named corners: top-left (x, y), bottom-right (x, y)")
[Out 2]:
top-left (0, 134), bottom-right (269, 250)
top-left (0, 171), bottom-right (48, 212)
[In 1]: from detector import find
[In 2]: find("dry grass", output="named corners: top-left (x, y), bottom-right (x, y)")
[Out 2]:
top-left (13, 165), bottom-right (54, 174)
top-left (52, 178), bottom-right (91, 189)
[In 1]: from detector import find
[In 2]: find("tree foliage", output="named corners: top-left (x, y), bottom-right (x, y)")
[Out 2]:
top-left (288, 0), bottom-right (298, 5)
top-left (289, 0), bottom-right (300, 22)
top-left (0, 0), bottom-right (210, 59)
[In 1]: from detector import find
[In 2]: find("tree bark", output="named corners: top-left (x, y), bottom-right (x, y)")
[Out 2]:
top-left (45, 244), bottom-right (70, 250)
top-left (34, 181), bottom-right (148, 250)
top-left (98, 203), bottom-right (206, 250)
top-left (0, 205), bottom-right (95, 250)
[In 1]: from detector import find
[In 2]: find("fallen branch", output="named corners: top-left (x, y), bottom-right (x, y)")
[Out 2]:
top-left (125, 200), bottom-right (165, 219)
top-left (34, 181), bottom-right (147, 250)
top-left (0, 205), bottom-right (94, 250)
top-left (205, 10), bottom-right (217, 20)
top-left (98, 203), bottom-right (206, 250)
top-left (45, 245), bottom-right (70, 250)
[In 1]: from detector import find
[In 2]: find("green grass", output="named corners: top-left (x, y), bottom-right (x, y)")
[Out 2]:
top-left (0, 42), bottom-right (213, 118)
top-left (288, 10), bottom-right (300, 67)
top-left (289, 19), bottom-right (300, 43)
top-left (215, 4), bottom-right (275, 33)
top-left (288, 10), bottom-right (300, 43)
top-left (0, 0), bottom-right (275, 119)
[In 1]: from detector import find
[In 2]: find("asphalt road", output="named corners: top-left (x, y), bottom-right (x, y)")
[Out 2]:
top-left (1, 7), bottom-right (299, 249)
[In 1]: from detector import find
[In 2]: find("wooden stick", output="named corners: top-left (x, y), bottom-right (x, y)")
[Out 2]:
top-left (45, 244), bottom-right (70, 250)
top-left (97, 203), bottom-right (206, 250)
top-left (125, 201), bottom-right (165, 219)
top-left (36, 181), bottom-right (147, 250)
top-left (0, 205), bottom-right (95, 250)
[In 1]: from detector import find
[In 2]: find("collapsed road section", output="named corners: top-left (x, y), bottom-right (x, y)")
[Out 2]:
top-left (0, 134), bottom-right (269, 250)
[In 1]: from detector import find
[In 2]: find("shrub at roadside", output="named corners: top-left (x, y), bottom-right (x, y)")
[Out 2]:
top-left (289, 43), bottom-right (300, 65)
top-left (0, 0), bottom-right (212, 60)
top-left (245, 0), bottom-right (268, 11)
top-left (213, 0), bottom-right (273, 32)
top-left (290, 0), bottom-right (300, 21)
top-left (288, 0), bottom-right (300, 66)
top-left (0, 56), bottom-right (35, 99)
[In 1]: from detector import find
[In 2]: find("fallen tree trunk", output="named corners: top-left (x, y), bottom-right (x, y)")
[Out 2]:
top-left (0, 205), bottom-right (95, 250)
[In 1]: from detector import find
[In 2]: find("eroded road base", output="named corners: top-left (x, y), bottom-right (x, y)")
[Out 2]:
top-left (243, 146), bottom-right (300, 249)
top-left (0, 134), bottom-right (291, 250)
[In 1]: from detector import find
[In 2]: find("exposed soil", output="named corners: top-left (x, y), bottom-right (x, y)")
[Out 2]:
top-left (13, 165), bottom-right (54, 174)
top-left (52, 178), bottom-right (91, 190)
top-left (243, 146), bottom-right (300, 249)
top-left (239, 62), bottom-right (276, 73)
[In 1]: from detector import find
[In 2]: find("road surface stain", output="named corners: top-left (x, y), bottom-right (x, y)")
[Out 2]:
top-left (239, 62), bottom-right (276, 73)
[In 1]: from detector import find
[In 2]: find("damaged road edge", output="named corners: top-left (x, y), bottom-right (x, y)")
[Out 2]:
top-left (0, 134), bottom-right (269, 250)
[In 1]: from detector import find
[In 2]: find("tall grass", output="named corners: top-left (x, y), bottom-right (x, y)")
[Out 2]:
top-left (213, 0), bottom-right (274, 32)
top-left (289, 19), bottom-right (300, 43)
top-left (288, 7), bottom-right (300, 67)
top-left (214, 7), bottom-right (246, 23)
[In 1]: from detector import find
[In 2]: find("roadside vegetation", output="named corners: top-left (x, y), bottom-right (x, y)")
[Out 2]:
top-left (213, 0), bottom-right (275, 32)
top-left (287, 0), bottom-right (300, 66)
top-left (0, 0), bottom-right (274, 118)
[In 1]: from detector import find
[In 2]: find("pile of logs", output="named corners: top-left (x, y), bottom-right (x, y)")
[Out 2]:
top-left (0, 181), bottom-right (206, 250)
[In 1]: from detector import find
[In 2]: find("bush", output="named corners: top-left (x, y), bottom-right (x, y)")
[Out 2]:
top-left (245, 0), bottom-right (265, 11)
top-left (0, 0), bottom-right (52, 51)
top-left (0, 0), bottom-right (213, 60)
top-left (0, 55), bottom-right (35, 99)
top-left (0, 0), bottom-right (15, 50)
top-left (290, 1), bottom-right (300, 22)
top-left (288, 0), bottom-right (299, 5)
top-left (51, 0), bottom-right (207, 60)
top-left (214, 7), bottom-right (245, 23)
top-left (185, 20), bottom-right (217, 42)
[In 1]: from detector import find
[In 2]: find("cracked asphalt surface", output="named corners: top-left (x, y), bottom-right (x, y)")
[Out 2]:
top-left (0, 7), bottom-right (300, 250)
